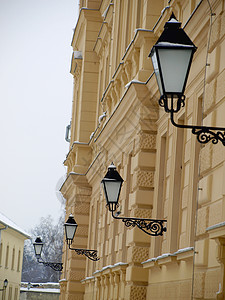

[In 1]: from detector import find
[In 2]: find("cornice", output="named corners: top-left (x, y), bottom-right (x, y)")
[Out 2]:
top-left (71, 8), bottom-right (102, 49)
top-left (94, 82), bottom-right (149, 144)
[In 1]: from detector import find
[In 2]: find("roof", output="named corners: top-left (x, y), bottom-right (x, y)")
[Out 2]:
top-left (0, 211), bottom-right (30, 239)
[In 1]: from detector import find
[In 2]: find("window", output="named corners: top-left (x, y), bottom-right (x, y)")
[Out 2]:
top-left (11, 248), bottom-right (15, 270)
top-left (5, 245), bottom-right (9, 268)
top-left (0, 243), bottom-right (2, 266)
top-left (17, 250), bottom-right (21, 272)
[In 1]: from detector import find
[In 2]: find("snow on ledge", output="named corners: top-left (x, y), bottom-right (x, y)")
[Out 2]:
top-left (173, 247), bottom-right (193, 255)
top-left (156, 253), bottom-right (174, 260)
top-left (206, 221), bottom-right (225, 231)
top-left (142, 247), bottom-right (194, 265)
top-left (141, 257), bottom-right (157, 264)
top-left (93, 262), bottom-right (128, 275)
top-left (125, 80), bottom-right (145, 89)
top-left (81, 276), bottom-right (95, 282)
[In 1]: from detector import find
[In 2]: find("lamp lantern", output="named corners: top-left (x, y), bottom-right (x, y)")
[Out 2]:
top-left (3, 279), bottom-right (8, 289)
top-left (33, 237), bottom-right (43, 258)
top-left (33, 237), bottom-right (63, 271)
top-left (101, 163), bottom-right (124, 212)
top-left (64, 214), bottom-right (78, 245)
top-left (149, 13), bottom-right (225, 145)
top-left (149, 13), bottom-right (197, 98)
top-left (64, 214), bottom-right (99, 261)
top-left (102, 163), bottom-right (167, 236)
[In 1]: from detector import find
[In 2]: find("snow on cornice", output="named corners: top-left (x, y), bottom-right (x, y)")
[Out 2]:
top-left (125, 80), bottom-right (145, 89)
top-left (73, 51), bottom-right (82, 59)
top-left (93, 262), bottom-right (128, 275)
top-left (173, 247), bottom-right (194, 255)
top-left (142, 247), bottom-right (194, 264)
top-left (0, 211), bottom-right (30, 238)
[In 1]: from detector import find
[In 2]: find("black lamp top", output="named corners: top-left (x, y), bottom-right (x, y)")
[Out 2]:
top-left (149, 13), bottom-right (197, 57)
top-left (34, 237), bottom-right (43, 244)
top-left (65, 214), bottom-right (77, 225)
top-left (102, 163), bottom-right (124, 182)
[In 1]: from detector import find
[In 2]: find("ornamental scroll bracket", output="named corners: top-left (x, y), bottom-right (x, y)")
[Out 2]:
top-left (111, 211), bottom-right (167, 236)
top-left (160, 94), bottom-right (225, 146)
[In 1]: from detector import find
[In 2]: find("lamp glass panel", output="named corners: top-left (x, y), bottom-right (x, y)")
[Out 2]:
top-left (104, 180), bottom-right (121, 203)
top-left (151, 49), bottom-right (163, 95)
top-left (65, 224), bottom-right (77, 241)
top-left (34, 244), bottom-right (43, 256)
top-left (4, 280), bottom-right (8, 288)
top-left (157, 48), bottom-right (192, 94)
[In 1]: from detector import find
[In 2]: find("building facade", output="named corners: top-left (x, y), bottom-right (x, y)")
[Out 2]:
top-left (0, 212), bottom-right (30, 300)
top-left (20, 282), bottom-right (60, 300)
top-left (60, 0), bottom-right (225, 299)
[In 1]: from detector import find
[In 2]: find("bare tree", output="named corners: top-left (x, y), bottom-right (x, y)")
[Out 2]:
top-left (22, 212), bottom-right (64, 283)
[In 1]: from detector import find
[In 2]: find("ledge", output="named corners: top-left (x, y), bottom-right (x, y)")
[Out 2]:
top-left (174, 247), bottom-right (194, 261)
top-left (142, 247), bottom-right (194, 269)
top-left (81, 276), bottom-right (95, 283)
top-left (206, 222), bottom-right (225, 239)
top-left (157, 254), bottom-right (177, 265)
top-left (141, 258), bottom-right (158, 269)
top-left (92, 262), bottom-right (128, 277)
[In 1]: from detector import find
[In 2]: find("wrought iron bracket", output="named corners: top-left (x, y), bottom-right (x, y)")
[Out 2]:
top-left (161, 94), bottom-right (225, 146)
top-left (68, 244), bottom-right (99, 261)
top-left (37, 258), bottom-right (63, 272)
top-left (112, 211), bottom-right (167, 236)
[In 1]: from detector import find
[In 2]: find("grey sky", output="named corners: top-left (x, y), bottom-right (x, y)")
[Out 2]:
top-left (0, 0), bottom-right (78, 231)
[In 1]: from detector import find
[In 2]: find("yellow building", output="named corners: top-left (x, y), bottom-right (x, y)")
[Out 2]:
top-left (60, 0), bottom-right (225, 299)
top-left (0, 212), bottom-right (30, 300)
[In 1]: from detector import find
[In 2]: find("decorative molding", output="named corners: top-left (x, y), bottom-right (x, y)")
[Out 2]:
top-left (138, 132), bottom-right (156, 150)
top-left (132, 246), bottom-right (149, 263)
top-left (134, 170), bottom-right (154, 188)
top-left (130, 286), bottom-right (147, 300)
top-left (132, 208), bottom-right (152, 219)
top-left (193, 272), bottom-right (205, 299)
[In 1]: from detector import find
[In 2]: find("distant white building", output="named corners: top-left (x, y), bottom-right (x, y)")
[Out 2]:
top-left (0, 212), bottom-right (30, 300)
top-left (20, 282), bottom-right (60, 300)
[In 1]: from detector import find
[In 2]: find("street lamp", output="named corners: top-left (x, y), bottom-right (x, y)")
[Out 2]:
top-left (149, 13), bottom-right (225, 145)
top-left (101, 163), bottom-right (124, 212)
top-left (0, 279), bottom-right (8, 291)
top-left (33, 237), bottom-right (63, 271)
top-left (64, 215), bottom-right (99, 261)
top-left (102, 163), bottom-right (167, 236)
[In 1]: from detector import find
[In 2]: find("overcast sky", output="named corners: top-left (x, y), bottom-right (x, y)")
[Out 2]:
top-left (0, 0), bottom-right (79, 232)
